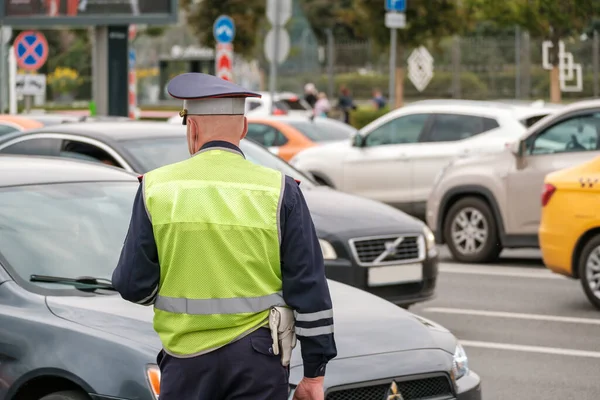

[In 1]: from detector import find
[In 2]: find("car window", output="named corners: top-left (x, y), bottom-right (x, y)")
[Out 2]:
top-left (528, 113), bottom-right (600, 155)
top-left (247, 100), bottom-right (262, 111)
top-left (119, 136), bottom-right (317, 186)
top-left (59, 140), bottom-right (121, 167)
top-left (364, 114), bottom-right (429, 147)
top-left (281, 98), bottom-right (311, 111)
top-left (520, 114), bottom-right (550, 128)
top-left (288, 119), bottom-right (356, 142)
top-left (427, 114), bottom-right (499, 142)
top-left (246, 123), bottom-right (288, 147)
top-left (0, 123), bottom-right (20, 137)
top-left (0, 182), bottom-right (137, 290)
top-left (0, 137), bottom-right (62, 156)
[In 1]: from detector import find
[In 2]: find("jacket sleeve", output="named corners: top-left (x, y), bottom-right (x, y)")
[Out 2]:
top-left (112, 180), bottom-right (160, 306)
top-left (279, 176), bottom-right (338, 378)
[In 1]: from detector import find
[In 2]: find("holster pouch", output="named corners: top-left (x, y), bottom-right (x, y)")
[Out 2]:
top-left (268, 306), bottom-right (297, 367)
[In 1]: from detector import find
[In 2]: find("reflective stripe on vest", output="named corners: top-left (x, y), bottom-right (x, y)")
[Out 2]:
top-left (154, 291), bottom-right (286, 315)
top-left (144, 148), bottom-right (285, 356)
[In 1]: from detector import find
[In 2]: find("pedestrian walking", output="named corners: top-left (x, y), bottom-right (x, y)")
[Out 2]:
top-left (337, 86), bottom-right (356, 125)
top-left (313, 92), bottom-right (331, 118)
top-left (111, 72), bottom-right (337, 400)
top-left (304, 83), bottom-right (318, 108)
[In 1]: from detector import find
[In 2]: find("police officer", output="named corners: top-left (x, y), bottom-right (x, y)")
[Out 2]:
top-left (112, 72), bottom-right (337, 400)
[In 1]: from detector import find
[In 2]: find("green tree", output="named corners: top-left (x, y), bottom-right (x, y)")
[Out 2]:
top-left (352, 0), bottom-right (477, 107)
top-left (299, 0), bottom-right (364, 42)
top-left (180, 0), bottom-right (266, 58)
top-left (469, 0), bottom-right (600, 103)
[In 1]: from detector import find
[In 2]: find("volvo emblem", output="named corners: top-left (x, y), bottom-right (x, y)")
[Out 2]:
top-left (384, 241), bottom-right (398, 255)
top-left (386, 381), bottom-right (404, 400)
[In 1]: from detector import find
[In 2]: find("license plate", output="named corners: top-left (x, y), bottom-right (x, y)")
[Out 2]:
top-left (367, 263), bottom-right (423, 287)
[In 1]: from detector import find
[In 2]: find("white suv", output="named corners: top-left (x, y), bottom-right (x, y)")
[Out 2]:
top-left (289, 101), bottom-right (558, 218)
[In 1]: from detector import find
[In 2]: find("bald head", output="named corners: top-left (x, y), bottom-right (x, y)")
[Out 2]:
top-left (186, 115), bottom-right (248, 155)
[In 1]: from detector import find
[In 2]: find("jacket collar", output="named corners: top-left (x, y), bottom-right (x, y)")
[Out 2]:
top-left (193, 140), bottom-right (245, 159)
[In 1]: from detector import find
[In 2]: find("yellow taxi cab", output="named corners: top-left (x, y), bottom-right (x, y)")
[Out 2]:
top-left (539, 156), bottom-right (600, 310)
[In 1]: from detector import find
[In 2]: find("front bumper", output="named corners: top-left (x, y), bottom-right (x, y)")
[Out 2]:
top-left (324, 252), bottom-right (438, 307)
top-left (456, 371), bottom-right (482, 400)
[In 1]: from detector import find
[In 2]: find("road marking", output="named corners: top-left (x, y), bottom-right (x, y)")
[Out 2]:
top-left (439, 263), bottom-right (564, 279)
top-left (461, 340), bottom-right (600, 359)
top-left (422, 307), bottom-right (600, 325)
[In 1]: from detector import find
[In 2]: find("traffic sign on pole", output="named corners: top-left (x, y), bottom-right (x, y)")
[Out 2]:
top-left (385, 0), bottom-right (406, 12)
top-left (13, 30), bottom-right (49, 71)
top-left (267, 0), bottom-right (292, 26)
top-left (213, 15), bottom-right (236, 44)
top-left (385, 12), bottom-right (406, 29)
top-left (264, 28), bottom-right (290, 64)
top-left (216, 43), bottom-right (234, 82)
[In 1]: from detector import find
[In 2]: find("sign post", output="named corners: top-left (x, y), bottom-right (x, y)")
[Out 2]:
top-left (213, 15), bottom-right (235, 82)
top-left (385, 0), bottom-right (406, 109)
top-left (266, 0), bottom-right (292, 115)
top-left (13, 30), bottom-right (49, 113)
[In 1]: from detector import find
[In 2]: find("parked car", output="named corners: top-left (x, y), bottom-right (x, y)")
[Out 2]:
top-left (289, 102), bottom-right (558, 219)
top-left (0, 121), bottom-right (438, 308)
top-left (167, 92), bottom-right (313, 124)
top-left (0, 155), bottom-right (481, 400)
top-left (539, 155), bottom-right (600, 309)
top-left (20, 113), bottom-right (131, 126)
top-left (0, 115), bottom-right (44, 136)
top-left (427, 99), bottom-right (600, 263)
top-left (246, 115), bottom-right (357, 161)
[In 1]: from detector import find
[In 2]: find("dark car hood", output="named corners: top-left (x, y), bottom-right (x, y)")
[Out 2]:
top-left (45, 280), bottom-right (455, 364)
top-left (302, 186), bottom-right (423, 237)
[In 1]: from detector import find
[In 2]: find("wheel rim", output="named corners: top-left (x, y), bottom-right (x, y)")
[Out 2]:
top-left (585, 246), bottom-right (600, 300)
top-left (450, 207), bottom-right (488, 255)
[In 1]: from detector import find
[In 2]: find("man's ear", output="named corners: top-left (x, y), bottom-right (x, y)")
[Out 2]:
top-left (241, 117), bottom-right (248, 139)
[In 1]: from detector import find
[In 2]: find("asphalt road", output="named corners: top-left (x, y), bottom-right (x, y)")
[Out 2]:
top-left (412, 247), bottom-right (600, 400)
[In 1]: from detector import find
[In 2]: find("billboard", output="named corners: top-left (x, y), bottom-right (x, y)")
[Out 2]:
top-left (2, 0), bottom-right (178, 26)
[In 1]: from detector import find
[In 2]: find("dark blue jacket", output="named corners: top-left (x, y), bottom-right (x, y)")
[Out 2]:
top-left (112, 140), bottom-right (337, 377)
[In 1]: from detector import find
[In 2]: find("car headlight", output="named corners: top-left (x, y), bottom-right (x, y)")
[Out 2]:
top-left (423, 226), bottom-right (438, 258)
top-left (146, 364), bottom-right (160, 399)
top-left (452, 343), bottom-right (469, 380)
top-left (319, 239), bottom-right (337, 260)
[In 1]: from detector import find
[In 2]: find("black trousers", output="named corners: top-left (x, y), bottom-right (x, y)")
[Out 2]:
top-left (157, 327), bottom-right (290, 400)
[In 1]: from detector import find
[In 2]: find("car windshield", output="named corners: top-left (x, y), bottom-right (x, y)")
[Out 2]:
top-left (287, 119), bottom-right (356, 142)
top-left (280, 98), bottom-right (311, 111)
top-left (120, 137), bottom-right (317, 187)
top-left (0, 181), bottom-right (137, 290)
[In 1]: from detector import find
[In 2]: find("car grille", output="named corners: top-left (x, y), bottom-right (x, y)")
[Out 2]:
top-left (349, 235), bottom-right (424, 266)
top-left (326, 375), bottom-right (454, 400)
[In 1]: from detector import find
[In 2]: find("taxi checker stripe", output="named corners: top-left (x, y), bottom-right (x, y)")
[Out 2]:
top-left (295, 309), bottom-right (333, 322)
top-left (154, 292), bottom-right (287, 315)
top-left (295, 325), bottom-right (334, 337)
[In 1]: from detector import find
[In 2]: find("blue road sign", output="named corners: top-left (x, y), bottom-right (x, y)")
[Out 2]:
top-left (129, 50), bottom-right (136, 68)
top-left (213, 15), bottom-right (236, 44)
top-left (385, 0), bottom-right (406, 12)
top-left (14, 30), bottom-right (49, 71)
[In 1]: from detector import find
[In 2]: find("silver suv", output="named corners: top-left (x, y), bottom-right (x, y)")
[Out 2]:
top-left (427, 99), bottom-right (600, 263)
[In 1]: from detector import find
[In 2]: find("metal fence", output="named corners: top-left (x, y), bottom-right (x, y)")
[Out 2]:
top-left (274, 31), bottom-right (600, 103)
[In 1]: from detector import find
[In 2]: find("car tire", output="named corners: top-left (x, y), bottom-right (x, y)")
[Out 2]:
top-left (444, 197), bottom-right (502, 263)
top-left (578, 235), bottom-right (600, 310)
top-left (40, 391), bottom-right (90, 400)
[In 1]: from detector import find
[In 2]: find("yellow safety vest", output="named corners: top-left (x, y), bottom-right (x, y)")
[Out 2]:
top-left (143, 147), bottom-right (286, 356)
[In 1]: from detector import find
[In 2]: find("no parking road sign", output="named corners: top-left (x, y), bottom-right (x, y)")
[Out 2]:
top-left (14, 30), bottom-right (49, 71)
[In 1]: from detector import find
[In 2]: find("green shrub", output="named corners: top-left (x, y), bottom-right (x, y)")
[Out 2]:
top-left (350, 106), bottom-right (390, 129)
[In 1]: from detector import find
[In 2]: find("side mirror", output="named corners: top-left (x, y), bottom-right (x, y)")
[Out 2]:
top-left (509, 140), bottom-right (524, 157)
top-left (351, 133), bottom-right (363, 147)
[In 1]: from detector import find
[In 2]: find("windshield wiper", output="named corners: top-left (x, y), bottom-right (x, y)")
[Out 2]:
top-left (30, 274), bottom-right (116, 292)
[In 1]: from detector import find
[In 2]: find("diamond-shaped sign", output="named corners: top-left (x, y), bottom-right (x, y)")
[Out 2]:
top-left (407, 46), bottom-right (434, 92)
